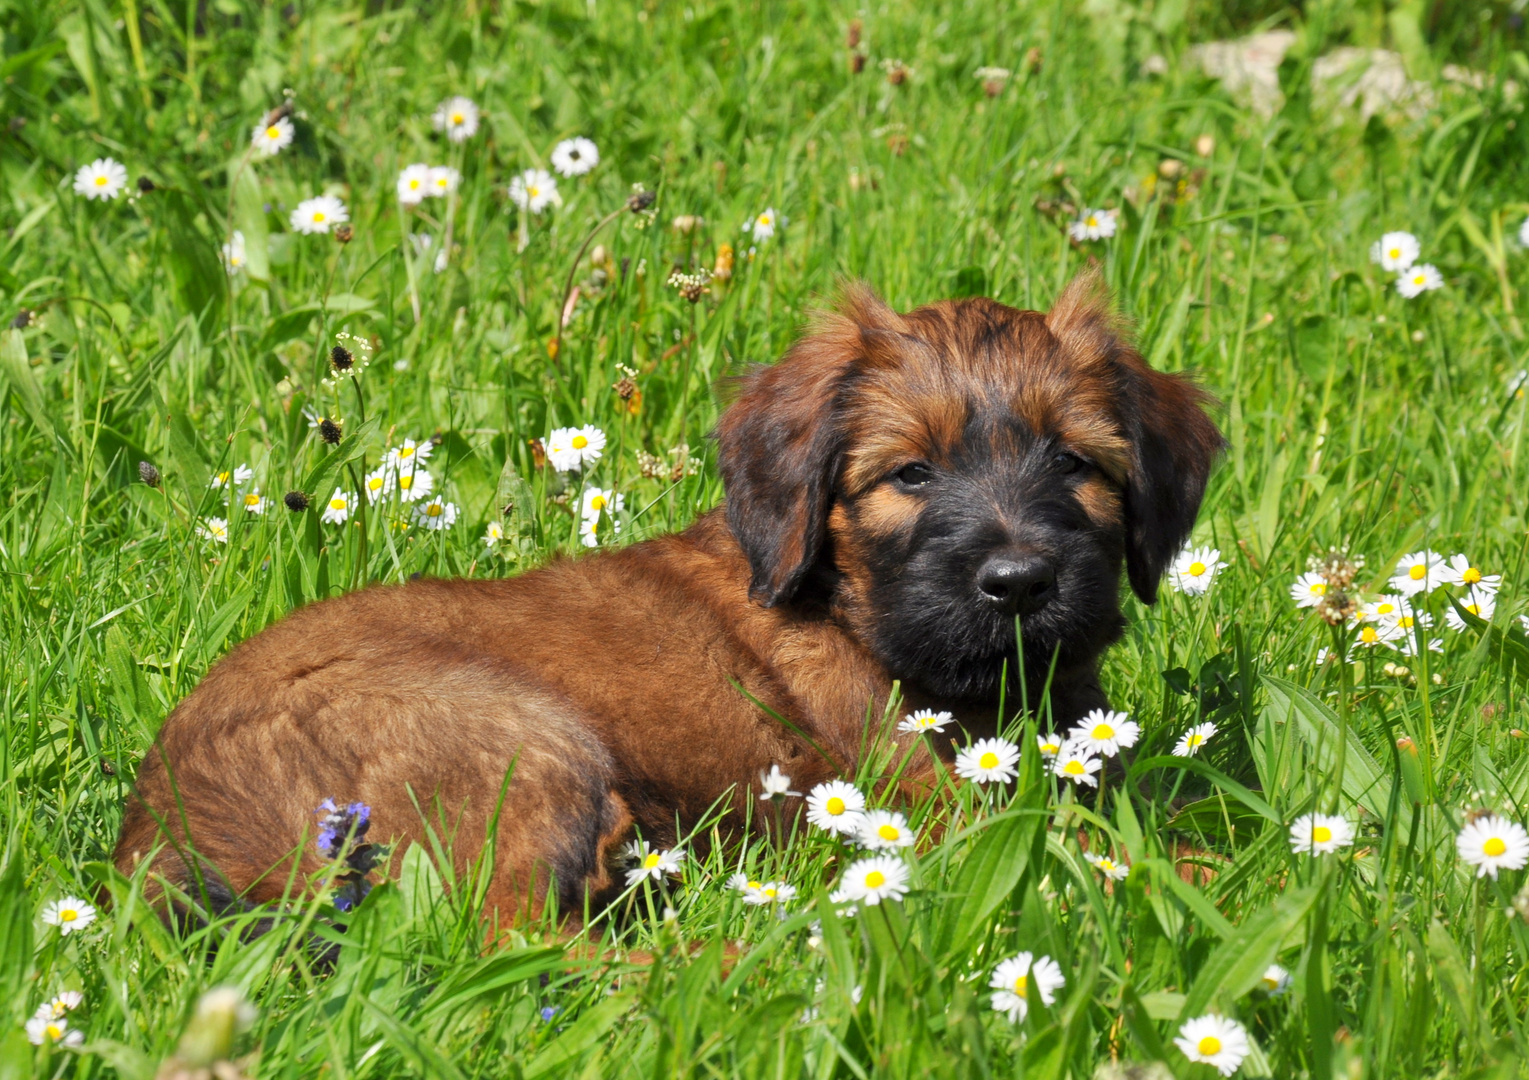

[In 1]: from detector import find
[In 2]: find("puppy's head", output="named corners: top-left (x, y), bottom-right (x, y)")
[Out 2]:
top-left (717, 271), bottom-right (1224, 700)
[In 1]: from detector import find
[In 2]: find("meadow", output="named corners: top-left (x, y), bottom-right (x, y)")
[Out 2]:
top-left (3, 0), bottom-right (1529, 1076)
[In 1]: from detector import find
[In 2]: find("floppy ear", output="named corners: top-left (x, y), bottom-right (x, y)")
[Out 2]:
top-left (717, 285), bottom-right (901, 606)
top-left (1048, 271), bottom-right (1225, 605)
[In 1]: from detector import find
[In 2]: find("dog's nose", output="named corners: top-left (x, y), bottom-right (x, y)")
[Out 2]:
top-left (976, 556), bottom-right (1056, 616)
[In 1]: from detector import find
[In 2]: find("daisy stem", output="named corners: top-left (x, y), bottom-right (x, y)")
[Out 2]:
top-left (400, 212), bottom-right (422, 324)
top-left (1331, 621), bottom-right (1350, 815)
top-left (551, 205), bottom-right (627, 369)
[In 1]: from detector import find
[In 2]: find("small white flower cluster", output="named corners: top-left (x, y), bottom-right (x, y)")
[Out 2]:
top-left (622, 839), bottom-right (685, 887)
top-left (396, 163), bottom-right (461, 207)
top-left (989, 951), bottom-right (1066, 1023)
top-left (726, 873), bottom-right (798, 908)
top-left (221, 230), bottom-right (247, 275)
top-left (1038, 707), bottom-right (1142, 787)
top-left (25, 989), bottom-right (84, 1047)
top-left (199, 462), bottom-right (271, 542)
top-left (510, 137), bottom-right (601, 218)
top-left (1069, 207), bottom-right (1118, 242)
top-left (578, 485), bottom-right (623, 548)
top-left (744, 207), bottom-right (782, 243)
top-left (356, 437), bottom-right (458, 530)
top-left (1168, 545), bottom-right (1229, 595)
top-left (545, 425), bottom-right (606, 472)
top-left (1369, 230), bottom-right (1443, 298)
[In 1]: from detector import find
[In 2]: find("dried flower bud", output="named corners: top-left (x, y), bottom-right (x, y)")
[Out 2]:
top-left (136, 176), bottom-right (156, 193)
top-left (318, 418), bottom-right (342, 444)
top-left (667, 268), bottom-right (711, 303)
top-left (10, 308), bottom-right (31, 329)
top-left (334, 223), bottom-right (354, 244)
top-left (712, 243), bottom-right (734, 281)
top-left (283, 490), bottom-right (310, 512)
top-left (138, 461), bottom-right (161, 487)
top-left (884, 60), bottom-right (909, 85)
top-left (1158, 159), bottom-right (1184, 179)
top-left (626, 188), bottom-right (656, 213)
top-left (330, 345), bottom-right (354, 371)
top-left (851, 52), bottom-right (866, 74)
top-left (1195, 134), bottom-right (1216, 157)
top-left (846, 19), bottom-right (862, 48)
top-left (614, 375), bottom-right (637, 401)
top-left (528, 437), bottom-right (547, 469)
top-left (1025, 46), bottom-right (1043, 74)
top-left (264, 101), bottom-right (294, 126)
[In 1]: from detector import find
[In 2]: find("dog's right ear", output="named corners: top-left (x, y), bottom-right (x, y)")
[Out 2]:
top-left (717, 285), bottom-right (902, 606)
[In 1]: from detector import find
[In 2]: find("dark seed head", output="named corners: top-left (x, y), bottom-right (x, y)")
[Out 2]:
top-left (319, 418), bottom-right (342, 444)
top-left (626, 188), bottom-right (656, 213)
top-left (334, 223), bottom-right (353, 244)
top-left (283, 490), bottom-right (310, 512)
top-left (138, 461), bottom-right (161, 487)
top-left (614, 375), bottom-right (637, 401)
top-left (10, 308), bottom-right (31, 329)
top-left (136, 176), bottom-right (156, 193)
top-left (330, 345), bottom-right (353, 371)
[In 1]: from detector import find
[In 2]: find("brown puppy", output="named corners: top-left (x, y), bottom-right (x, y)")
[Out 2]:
top-left (114, 271), bottom-right (1222, 921)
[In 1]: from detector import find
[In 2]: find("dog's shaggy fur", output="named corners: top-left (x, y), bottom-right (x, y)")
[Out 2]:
top-left (114, 271), bottom-right (1222, 920)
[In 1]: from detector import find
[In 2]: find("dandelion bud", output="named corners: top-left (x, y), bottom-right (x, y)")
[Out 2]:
top-left (318, 418), bottom-right (342, 445)
top-left (283, 491), bottom-right (310, 512)
top-left (330, 345), bottom-right (353, 371)
top-left (626, 187), bottom-right (656, 213)
top-left (10, 308), bottom-right (31, 329)
top-left (333, 223), bottom-right (354, 244)
top-left (138, 461), bottom-right (161, 487)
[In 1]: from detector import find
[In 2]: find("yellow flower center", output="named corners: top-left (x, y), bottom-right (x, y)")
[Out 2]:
top-left (864, 870), bottom-right (885, 888)
top-left (1310, 582), bottom-right (1327, 595)
top-left (1377, 602), bottom-right (1394, 615)
top-left (399, 446), bottom-right (414, 458)
top-left (1361, 627), bottom-right (1379, 643)
top-left (95, 175), bottom-right (108, 186)
top-left (1099, 860), bottom-right (1115, 871)
top-left (590, 495), bottom-right (607, 511)
top-left (1013, 974), bottom-right (1028, 995)
top-left (1464, 568), bottom-right (1482, 584)
top-left (1187, 734), bottom-right (1205, 747)
top-left (399, 475), bottom-right (414, 490)
top-left (60, 908), bottom-right (78, 922)
top-left (313, 212), bottom-right (326, 223)
top-left (244, 493), bottom-right (260, 506)
top-left (979, 751), bottom-right (1000, 769)
top-left (426, 503), bottom-right (443, 517)
top-left (763, 887), bottom-right (777, 899)
top-left (572, 435), bottom-right (588, 449)
top-left (1041, 741), bottom-right (1059, 753)
top-left (1261, 976), bottom-right (1278, 990)
top-left (1064, 761), bottom-right (1084, 775)
top-left (1409, 565), bottom-right (1426, 580)
top-left (1466, 603), bottom-right (1481, 616)
top-left (1485, 837), bottom-right (1508, 857)
top-left (1086, 215), bottom-right (1098, 227)
top-left (643, 852), bottom-right (660, 869)
top-left (451, 112), bottom-right (464, 124)
top-left (1388, 247), bottom-right (1401, 260)
top-left (1413, 273), bottom-right (1426, 285)
top-left (826, 797), bottom-right (845, 815)
top-left (1189, 561), bottom-right (1206, 576)
top-left (409, 179), bottom-right (421, 189)
top-left (1312, 826), bottom-right (1332, 843)
top-left (1398, 616), bottom-right (1414, 629)
top-left (759, 214), bottom-right (771, 226)
top-left (368, 477), bottom-right (383, 491)
top-left (267, 125), bottom-right (281, 139)
top-left (330, 498), bottom-right (346, 510)
top-left (747, 880), bottom-right (760, 889)
top-left (46, 1023), bottom-right (64, 1040)
top-left (877, 824), bottom-right (900, 842)
top-left (1092, 724), bottom-right (1114, 740)
top-left (1198, 1036), bottom-right (1222, 1056)
top-left (216, 471), bottom-right (230, 484)
top-left (528, 185), bottom-right (540, 198)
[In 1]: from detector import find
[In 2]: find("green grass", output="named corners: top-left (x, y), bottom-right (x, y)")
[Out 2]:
top-left (4, 0), bottom-right (1529, 1076)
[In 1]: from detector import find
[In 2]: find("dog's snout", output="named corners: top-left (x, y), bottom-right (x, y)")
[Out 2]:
top-left (976, 556), bottom-right (1056, 616)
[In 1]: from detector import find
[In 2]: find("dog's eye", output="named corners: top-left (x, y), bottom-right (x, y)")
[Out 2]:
top-left (893, 462), bottom-right (935, 488)
top-left (1052, 451), bottom-right (1087, 475)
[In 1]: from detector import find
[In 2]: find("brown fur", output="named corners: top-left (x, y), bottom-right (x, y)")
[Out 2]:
top-left (115, 271), bottom-right (1222, 921)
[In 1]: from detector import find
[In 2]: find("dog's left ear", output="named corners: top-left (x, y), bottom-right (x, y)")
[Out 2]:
top-left (717, 285), bottom-right (904, 606)
top-left (1048, 271), bottom-right (1225, 605)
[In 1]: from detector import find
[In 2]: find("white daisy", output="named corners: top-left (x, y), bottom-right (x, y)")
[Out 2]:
top-left (989, 952), bottom-right (1066, 1023)
top-left (290, 194), bottom-right (349, 235)
top-left (320, 488), bottom-right (355, 524)
top-left (196, 517), bottom-right (230, 544)
top-left (1456, 814), bottom-right (1529, 879)
top-left (1290, 570), bottom-right (1329, 608)
top-left (251, 116), bottom-right (295, 157)
top-left (388, 438), bottom-right (435, 470)
top-left (1392, 632), bottom-right (1442, 658)
top-left (1445, 586), bottom-right (1497, 632)
top-left (1521, 217), bottom-right (1529, 249)
top-left (742, 880), bottom-right (796, 906)
top-left (857, 809), bottom-right (914, 850)
top-left (1288, 812), bottom-right (1355, 855)
top-left (1369, 231), bottom-right (1419, 272)
top-left (40, 897), bottom-right (97, 935)
top-left (1396, 264), bottom-right (1444, 298)
top-left (509, 168), bottom-right (561, 214)
top-left (1389, 550), bottom-right (1446, 596)
top-left (221, 230), bottom-right (246, 275)
top-left (396, 163), bottom-right (432, 206)
top-left (725, 872), bottom-right (761, 895)
top-left (1068, 709), bottom-right (1140, 758)
top-left (484, 520), bottom-right (505, 548)
top-left (954, 737), bottom-right (1020, 784)
top-left (209, 464), bottom-right (253, 489)
top-left (413, 498), bottom-right (458, 530)
top-left (758, 763), bottom-right (800, 799)
top-left (546, 426), bottom-right (606, 471)
top-left (433, 96), bottom-right (480, 142)
top-left (579, 514), bottom-right (620, 548)
top-left (37, 991), bottom-right (83, 1019)
top-left (1052, 745), bottom-right (1102, 787)
top-left (1174, 1015), bottom-right (1250, 1077)
top-left (898, 709), bottom-right (954, 734)
top-left (1169, 545), bottom-right (1226, 594)
top-left (238, 490), bottom-right (269, 515)
top-left (393, 463), bottom-right (433, 503)
top-left (551, 137), bottom-right (600, 177)
top-left (25, 1015), bottom-right (82, 1047)
top-left (749, 207), bottom-right (780, 242)
top-left (1084, 851), bottom-right (1129, 880)
top-left (1069, 208), bottom-right (1117, 241)
top-left (362, 466), bottom-right (395, 504)
top-left (1036, 732), bottom-right (1065, 759)
top-left (624, 841), bottom-right (684, 886)
top-left (1258, 964), bottom-right (1292, 996)
top-left (806, 780), bottom-right (866, 835)
top-left (580, 487), bottom-right (625, 521)
top-left (1360, 595), bottom-right (1406, 623)
top-left (73, 158), bottom-right (128, 201)
top-left (427, 166), bottom-right (461, 198)
top-left (837, 855), bottom-right (909, 905)
top-left (1440, 553), bottom-right (1501, 594)
top-left (1172, 721), bottom-right (1217, 757)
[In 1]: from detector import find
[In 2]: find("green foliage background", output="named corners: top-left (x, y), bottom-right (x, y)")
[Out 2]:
top-left (3, 0), bottom-right (1529, 1076)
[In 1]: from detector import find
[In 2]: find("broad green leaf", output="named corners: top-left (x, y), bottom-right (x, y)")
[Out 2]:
top-left (0, 844), bottom-right (31, 1022)
top-left (1261, 676), bottom-right (1393, 821)
top-left (1182, 886), bottom-right (1317, 1017)
top-left (0, 328), bottom-right (59, 448)
top-left (522, 990), bottom-right (635, 1079)
top-left (934, 806), bottom-right (1045, 956)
